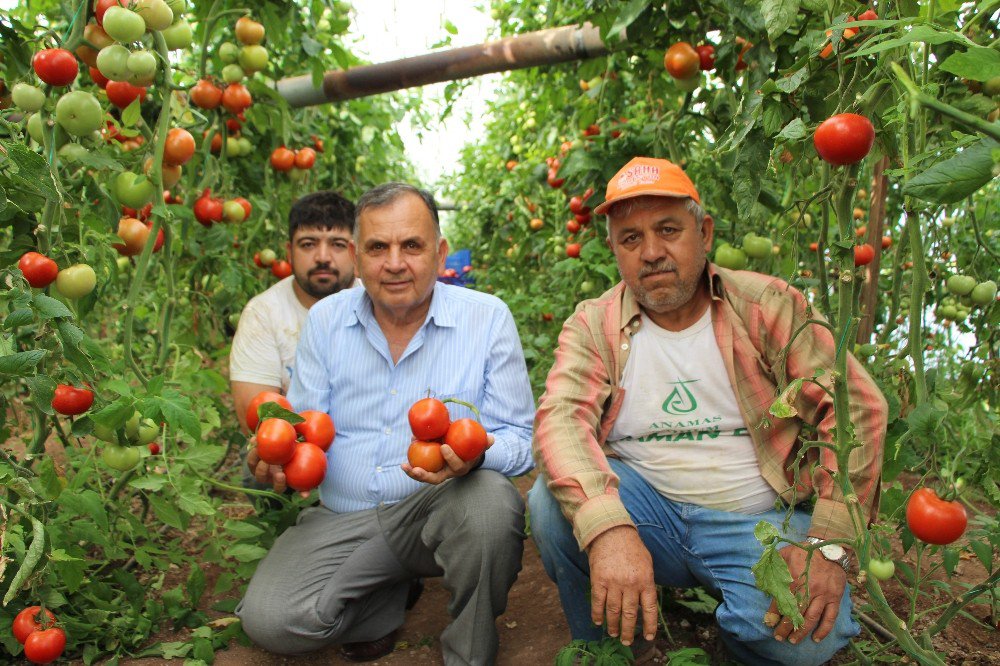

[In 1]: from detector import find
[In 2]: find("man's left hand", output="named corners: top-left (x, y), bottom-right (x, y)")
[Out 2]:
top-left (402, 435), bottom-right (494, 484)
top-left (765, 542), bottom-right (847, 645)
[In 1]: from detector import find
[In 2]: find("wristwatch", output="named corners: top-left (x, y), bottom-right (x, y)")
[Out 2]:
top-left (806, 537), bottom-right (852, 572)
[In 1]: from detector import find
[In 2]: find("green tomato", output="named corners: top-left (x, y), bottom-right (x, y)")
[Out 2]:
top-left (165, 0), bottom-right (187, 14)
top-left (55, 90), bottom-right (103, 136)
top-left (103, 6), bottom-right (147, 43)
top-left (12, 83), bottom-right (45, 112)
top-left (580, 280), bottom-right (594, 293)
top-left (219, 41), bottom-right (239, 64)
top-left (96, 44), bottom-right (131, 82)
top-left (868, 559), bottom-right (895, 581)
top-left (93, 421), bottom-right (118, 442)
top-left (238, 45), bottom-right (268, 73)
top-left (940, 216), bottom-right (956, 228)
top-left (222, 64), bottom-right (244, 83)
top-left (225, 135), bottom-right (242, 156)
top-left (161, 19), bottom-right (193, 50)
top-left (714, 243), bottom-right (748, 271)
top-left (984, 76), bottom-right (1000, 98)
top-left (114, 171), bottom-right (156, 209)
top-left (55, 263), bottom-right (97, 299)
top-left (938, 305), bottom-right (957, 320)
top-left (236, 136), bottom-right (253, 154)
top-left (970, 280), bottom-right (997, 306)
top-left (856, 343), bottom-right (877, 357)
top-left (259, 248), bottom-right (277, 265)
top-left (945, 274), bottom-right (976, 296)
top-left (125, 413), bottom-right (159, 445)
top-left (102, 444), bottom-right (141, 471)
top-left (26, 113), bottom-right (52, 144)
top-left (223, 200), bottom-right (246, 222)
top-left (136, 0), bottom-right (173, 31)
top-left (742, 233), bottom-right (773, 260)
top-left (126, 50), bottom-right (158, 79)
top-left (58, 143), bottom-right (90, 163)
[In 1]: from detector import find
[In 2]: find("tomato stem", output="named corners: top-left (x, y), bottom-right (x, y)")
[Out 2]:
top-left (442, 398), bottom-right (481, 421)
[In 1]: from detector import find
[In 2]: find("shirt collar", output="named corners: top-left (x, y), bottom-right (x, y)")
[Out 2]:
top-left (620, 263), bottom-right (725, 332)
top-left (347, 281), bottom-right (457, 329)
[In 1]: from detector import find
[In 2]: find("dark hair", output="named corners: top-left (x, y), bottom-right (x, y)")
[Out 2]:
top-left (288, 191), bottom-right (356, 241)
top-left (354, 183), bottom-right (439, 240)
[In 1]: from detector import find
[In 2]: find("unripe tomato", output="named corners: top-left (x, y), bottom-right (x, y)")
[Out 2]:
top-left (663, 42), bottom-right (699, 79)
top-left (102, 6), bottom-right (146, 43)
top-left (52, 384), bottom-right (95, 415)
top-left (256, 418), bottom-right (298, 465)
top-left (270, 146), bottom-right (295, 171)
top-left (906, 487), bottom-right (967, 545)
top-left (295, 410), bottom-right (335, 450)
top-left (12, 83), bottom-right (45, 112)
top-left (444, 418), bottom-right (488, 462)
top-left (23, 626), bottom-right (66, 665)
top-left (12, 606), bottom-right (56, 644)
top-left (189, 79), bottom-right (223, 109)
top-left (232, 197), bottom-right (252, 220)
top-left (294, 147), bottom-right (316, 169)
top-left (221, 82), bottom-right (252, 114)
top-left (105, 80), bottom-right (146, 109)
top-left (283, 442), bottom-right (327, 491)
top-left (115, 171), bottom-right (156, 209)
top-left (95, 0), bottom-right (126, 25)
top-left (96, 44), bottom-right (131, 82)
top-left (238, 44), bottom-right (269, 73)
top-left (246, 390), bottom-right (292, 432)
top-left (18, 252), bottom-right (59, 288)
top-left (222, 63), bottom-right (245, 83)
top-left (814, 113), bottom-right (875, 166)
top-left (223, 199), bottom-right (246, 222)
top-left (868, 558), bottom-right (895, 581)
top-left (55, 90), bottom-right (103, 137)
top-left (55, 264), bottom-right (97, 299)
top-left (408, 397), bottom-right (451, 440)
top-left (161, 19), bottom-right (193, 50)
top-left (32, 49), bottom-right (78, 86)
top-left (408, 441), bottom-right (445, 472)
top-left (270, 260), bottom-right (292, 278)
top-left (235, 16), bottom-right (266, 45)
top-left (102, 444), bottom-right (140, 471)
top-left (853, 243), bottom-right (875, 266)
top-left (136, 0), bottom-right (173, 31)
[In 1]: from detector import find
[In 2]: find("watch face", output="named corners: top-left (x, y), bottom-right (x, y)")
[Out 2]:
top-left (820, 543), bottom-right (846, 561)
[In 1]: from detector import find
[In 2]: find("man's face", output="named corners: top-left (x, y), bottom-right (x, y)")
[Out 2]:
top-left (607, 197), bottom-right (714, 315)
top-left (287, 225), bottom-right (356, 300)
top-left (351, 193), bottom-right (447, 320)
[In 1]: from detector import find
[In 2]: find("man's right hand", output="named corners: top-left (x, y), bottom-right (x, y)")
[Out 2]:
top-left (586, 525), bottom-right (659, 646)
top-left (246, 436), bottom-right (311, 498)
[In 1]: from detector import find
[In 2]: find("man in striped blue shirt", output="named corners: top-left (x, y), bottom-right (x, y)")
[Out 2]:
top-left (236, 183), bottom-right (535, 665)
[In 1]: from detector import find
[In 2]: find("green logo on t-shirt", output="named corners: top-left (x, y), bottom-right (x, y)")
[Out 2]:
top-left (662, 379), bottom-right (699, 415)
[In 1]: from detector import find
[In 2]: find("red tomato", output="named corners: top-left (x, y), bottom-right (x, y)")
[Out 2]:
top-left (148, 442), bottom-right (160, 455)
top-left (114, 216), bottom-right (149, 256)
top-left (295, 410), bottom-right (335, 451)
top-left (221, 83), bottom-right (252, 114)
top-left (408, 397), bottom-right (451, 441)
top-left (163, 127), bottom-right (195, 166)
top-left (23, 627), bottom-right (66, 664)
top-left (566, 218), bottom-right (581, 234)
top-left (51, 384), bottom-right (94, 415)
top-left (89, 66), bottom-right (109, 88)
top-left (13, 606), bottom-right (56, 644)
top-left (547, 168), bottom-right (565, 189)
top-left (853, 243), bottom-right (875, 266)
top-left (105, 80), bottom-right (146, 109)
top-left (283, 442), bottom-right (327, 491)
top-left (253, 252), bottom-right (264, 268)
top-left (663, 42), bottom-right (699, 79)
top-left (270, 146), bottom-right (295, 172)
top-left (294, 147), bottom-right (317, 169)
top-left (32, 49), bottom-right (78, 86)
top-left (695, 44), bottom-right (715, 70)
top-left (147, 221), bottom-right (164, 253)
top-left (444, 418), bottom-right (488, 462)
top-left (858, 9), bottom-right (878, 21)
top-left (193, 189), bottom-right (224, 226)
top-left (814, 113), bottom-right (875, 166)
top-left (906, 487), bottom-right (968, 545)
top-left (270, 260), bottom-right (292, 278)
top-left (18, 252), bottom-right (59, 288)
top-left (809, 242), bottom-right (819, 252)
top-left (246, 390), bottom-right (292, 432)
top-left (566, 243), bottom-right (582, 258)
top-left (189, 79), bottom-right (223, 109)
top-left (881, 236), bottom-right (892, 249)
top-left (408, 440), bottom-right (445, 472)
top-left (256, 418), bottom-right (298, 465)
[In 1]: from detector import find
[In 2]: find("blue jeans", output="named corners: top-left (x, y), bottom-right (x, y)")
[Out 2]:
top-left (528, 460), bottom-right (860, 666)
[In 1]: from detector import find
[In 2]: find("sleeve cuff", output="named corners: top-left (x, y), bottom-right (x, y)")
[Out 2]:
top-left (573, 493), bottom-right (635, 551)
top-left (807, 498), bottom-right (860, 541)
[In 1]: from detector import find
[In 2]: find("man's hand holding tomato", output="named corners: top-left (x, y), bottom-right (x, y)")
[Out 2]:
top-left (245, 436), bottom-right (311, 498)
top-left (401, 434), bottom-right (494, 484)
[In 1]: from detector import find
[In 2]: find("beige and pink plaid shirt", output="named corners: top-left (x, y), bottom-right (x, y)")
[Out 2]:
top-left (532, 264), bottom-right (887, 550)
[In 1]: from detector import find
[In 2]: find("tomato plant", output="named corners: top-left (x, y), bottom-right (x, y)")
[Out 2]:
top-left (906, 488), bottom-right (968, 545)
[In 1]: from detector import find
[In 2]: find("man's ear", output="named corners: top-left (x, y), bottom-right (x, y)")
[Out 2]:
top-left (701, 215), bottom-right (715, 253)
top-left (438, 236), bottom-right (449, 273)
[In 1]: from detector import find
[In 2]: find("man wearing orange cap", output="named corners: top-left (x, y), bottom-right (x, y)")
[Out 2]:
top-left (529, 157), bottom-right (886, 664)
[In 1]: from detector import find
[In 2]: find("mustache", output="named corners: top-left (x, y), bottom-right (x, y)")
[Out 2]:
top-left (638, 261), bottom-right (677, 278)
top-left (309, 264), bottom-right (336, 276)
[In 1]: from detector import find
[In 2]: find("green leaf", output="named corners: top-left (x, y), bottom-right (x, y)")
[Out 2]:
top-left (762, 0), bottom-right (800, 42)
top-left (146, 390), bottom-right (201, 441)
top-left (129, 475), bottom-right (168, 491)
top-left (903, 139), bottom-right (998, 204)
top-left (149, 493), bottom-right (187, 530)
top-left (939, 46), bottom-right (1000, 82)
top-left (121, 98), bottom-right (142, 127)
top-left (91, 397), bottom-right (134, 430)
top-left (769, 378), bottom-right (804, 419)
top-left (733, 130), bottom-right (771, 220)
top-left (187, 566), bottom-right (206, 606)
top-left (257, 402), bottom-right (303, 425)
top-left (223, 520), bottom-right (265, 539)
top-left (941, 547), bottom-right (959, 576)
top-left (443, 19), bottom-right (458, 35)
top-left (301, 34), bottom-right (323, 57)
top-left (225, 543), bottom-right (268, 563)
top-left (850, 26), bottom-right (961, 58)
top-left (56, 320), bottom-right (95, 377)
top-left (607, 0), bottom-right (651, 37)
top-left (969, 539), bottom-right (994, 572)
top-left (3, 308), bottom-right (34, 329)
top-left (776, 118), bottom-right (807, 141)
top-left (775, 68), bottom-right (808, 94)
top-left (57, 489), bottom-right (109, 533)
top-left (33, 294), bottom-right (73, 319)
top-left (0, 349), bottom-right (46, 375)
top-left (751, 539), bottom-right (802, 626)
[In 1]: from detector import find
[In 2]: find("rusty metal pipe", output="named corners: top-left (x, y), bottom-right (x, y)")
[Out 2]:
top-left (277, 22), bottom-right (611, 108)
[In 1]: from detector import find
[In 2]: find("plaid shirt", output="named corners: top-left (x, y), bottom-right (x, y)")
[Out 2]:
top-left (533, 264), bottom-right (887, 550)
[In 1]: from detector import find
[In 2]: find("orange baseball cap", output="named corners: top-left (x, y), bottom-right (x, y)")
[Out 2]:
top-left (593, 157), bottom-right (700, 215)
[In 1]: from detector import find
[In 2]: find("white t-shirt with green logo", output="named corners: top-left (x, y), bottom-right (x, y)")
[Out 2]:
top-left (608, 308), bottom-right (778, 514)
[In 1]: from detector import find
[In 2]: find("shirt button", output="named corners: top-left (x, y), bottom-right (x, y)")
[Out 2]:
top-left (376, 466), bottom-right (382, 472)
top-left (621, 343), bottom-right (629, 350)
top-left (390, 389), bottom-right (397, 395)
top-left (384, 427), bottom-right (392, 434)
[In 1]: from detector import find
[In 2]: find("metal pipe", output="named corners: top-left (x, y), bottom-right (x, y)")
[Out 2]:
top-left (277, 22), bottom-right (611, 108)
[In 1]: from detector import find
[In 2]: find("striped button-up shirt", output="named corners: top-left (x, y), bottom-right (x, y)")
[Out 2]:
top-left (533, 264), bottom-right (887, 550)
top-left (288, 282), bottom-right (535, 513)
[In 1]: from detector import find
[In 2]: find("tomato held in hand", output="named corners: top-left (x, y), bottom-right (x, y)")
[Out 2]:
top-left (295, 410), bottom-right (335, 451)
top-left (283, 442), bottom-right (327, 491)
top-left (33, 49), bottom-right (78, 86)
top-left (13, 606), bottom-right (56, 644)
top-left (246, 391), bottom-right (292, 431)
top-left (51, 384), bottom-right (94, 415)
top-left (408, 397), bottom-right (451, 441)
top-left (814, 113), bottom-right (875, 166)
top-left (408, 440), bottom-right (445, 472)
top-left (18, 252), bottom-right (59, 288)
top-left (23, 627), bottom-right (66, 664)
top-left (444, 418), bottom-right (488, 462)
top-left (256, 418), bottom-right (298, 465)
top-left (906, 487), bottom-right (968, 545)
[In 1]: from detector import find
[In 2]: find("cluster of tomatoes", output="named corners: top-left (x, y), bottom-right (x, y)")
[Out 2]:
top-left (248, 391), bottom-right (332, 492)
top-left (94, 409), bottom-right (163, 470)
top-left (544, 155), bottom-right (565, 189)
top-left (562, 186), bottom-right (595, 259)
top-left (406, 397), bottom-right (489, 473)
top-left (18, 251), bottom-right (98, 300)
top-left (938, 274), bottom-right (997, 322)
top-left (11, 606), bottom-right (66, 665)
top-left (819, 9), bottom-right (879, 60)
top-left (252, 248), bottom-right (293, 279)
top-left (192, 187), bottom-right (252, 226)
top-left (269, 142), bottom-right (320, 177)
top-left (662, 41), bottom-right (717, 91)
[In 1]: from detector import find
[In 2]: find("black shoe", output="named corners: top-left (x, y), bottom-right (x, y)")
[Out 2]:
top-left (340, 629), bottom-right (399, 662)
top-left (405, 578), bottom-right (424, 610)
